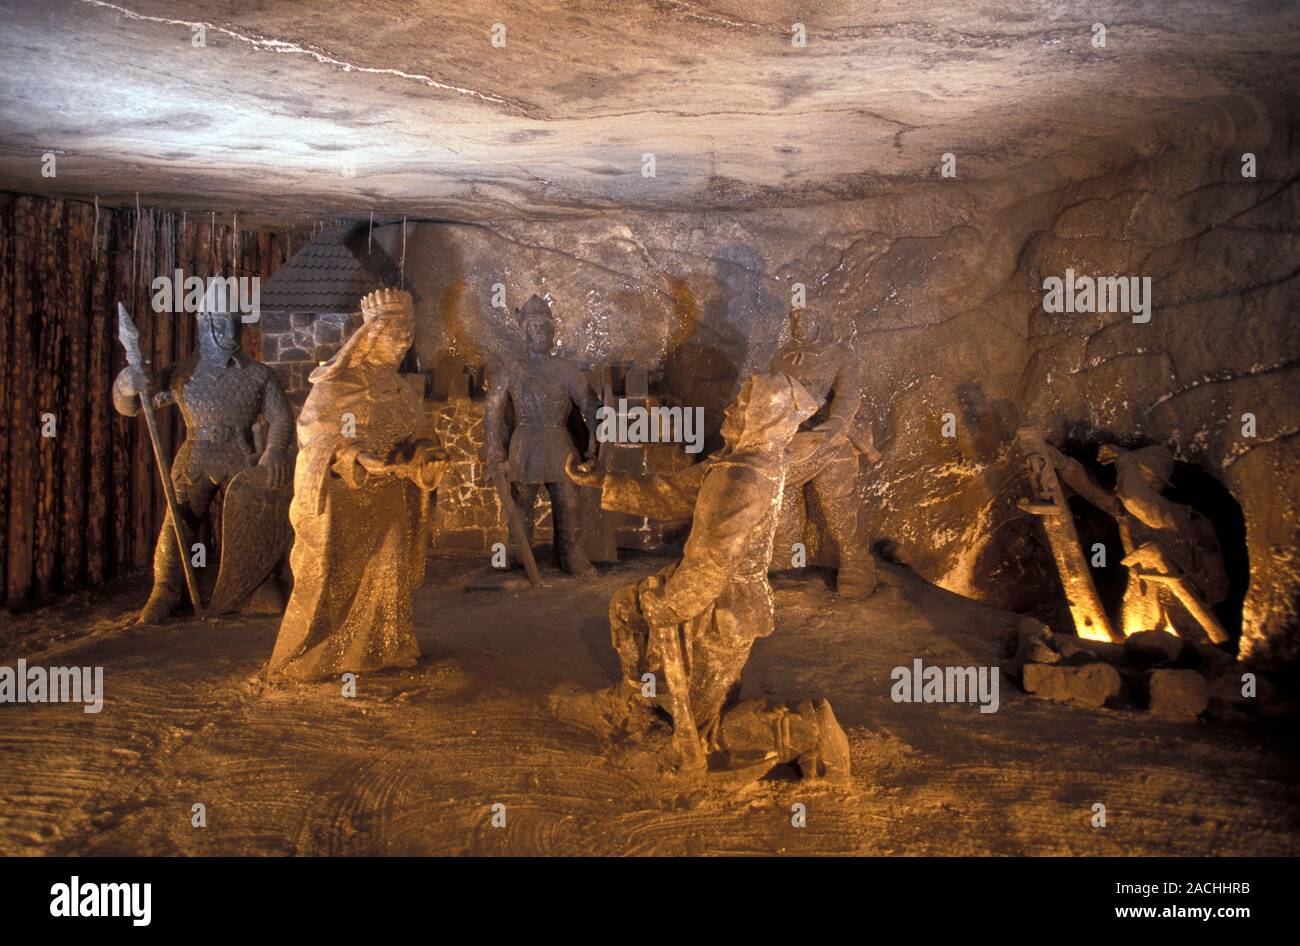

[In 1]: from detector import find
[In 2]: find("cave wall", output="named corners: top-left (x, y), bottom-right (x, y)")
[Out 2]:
top-left (382, 94), bottom-right (1298, 664)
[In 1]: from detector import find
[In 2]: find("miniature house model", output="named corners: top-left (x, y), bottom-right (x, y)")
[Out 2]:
top-left (257, 226), bottom-right (385, 402)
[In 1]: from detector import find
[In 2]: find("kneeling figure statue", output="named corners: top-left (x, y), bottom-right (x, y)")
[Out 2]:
top-left (568, 372), bottom-right (851, 784)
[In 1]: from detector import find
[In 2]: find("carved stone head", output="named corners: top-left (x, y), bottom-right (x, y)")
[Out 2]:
top-left (789, 307), bottom-right (823, 345)
top-left (519, 294), bottom-right (556, 356)
top-left (719, 372), bottom-right (820, 452)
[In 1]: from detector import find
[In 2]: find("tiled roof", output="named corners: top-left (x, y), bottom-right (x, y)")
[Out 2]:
top-left (260, 227), bottom-right (383, 314)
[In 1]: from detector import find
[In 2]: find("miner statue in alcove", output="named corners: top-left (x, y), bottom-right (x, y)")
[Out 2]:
top-left (1040, 439), bottom-right (1231, 644)
top-left (484, 294), bottom-right (599, 578)
top-left (112, 285), bottom-right (294, 623)
top-left (769, 306), bottom-right (880, 598)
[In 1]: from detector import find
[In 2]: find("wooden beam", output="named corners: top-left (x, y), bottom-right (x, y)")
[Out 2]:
top-left (6, 196), bottom-right (37, 603)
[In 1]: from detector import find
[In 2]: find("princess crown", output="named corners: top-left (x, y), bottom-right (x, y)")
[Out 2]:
top-left (359, 288), bottom-right (414, 325)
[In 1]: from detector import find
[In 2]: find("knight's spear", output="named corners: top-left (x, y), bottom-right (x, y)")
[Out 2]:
top-left (116, 303), bottom-right (204, 618)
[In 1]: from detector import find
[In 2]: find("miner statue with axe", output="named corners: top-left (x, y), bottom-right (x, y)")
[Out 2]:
top-left (113, 283), bottom-right (294, 623)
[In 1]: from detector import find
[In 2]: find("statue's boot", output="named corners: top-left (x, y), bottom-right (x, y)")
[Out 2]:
top-left (138, 516), bottom-right (184, 624)
top-left (715, 698), bottom-right (852, 784)
top-left (562, 547), bottom-right (598, 579)
top-left (554, 487), bottom-right (597, 578)
top-left (805, 698), bottom-right (851, 784)
top-left (819, 483), bottom-right (878, 598)
top-left (138, 588), bottom-right (180, 624)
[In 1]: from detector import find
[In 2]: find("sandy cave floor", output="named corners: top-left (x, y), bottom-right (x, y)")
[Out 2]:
top-left (0, 555), bottom-right (1297, 857)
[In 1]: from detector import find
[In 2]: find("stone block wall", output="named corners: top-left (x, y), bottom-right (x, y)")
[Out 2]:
top-left (427, 393), bottom-right (553, 553)
top-left (259, 310), bottom-right (360, 405)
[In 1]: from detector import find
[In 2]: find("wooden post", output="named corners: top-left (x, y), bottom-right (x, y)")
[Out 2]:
top-left (0, 193), bottom-right (12, 600)
top-left (60, 201), bottom-right (90, 590)
top-left (111, 211), bottom-right (134, 574)
top-left (7, 196), bottom-right (37, 603)
top-left (128, 208), bottom-right (152, 570)
top-left (86, 199), bottom-right (113, 586)
top-left (151, 209), bottom-right (174, 548)
top-left (31, 198), bottom-right (64, 597)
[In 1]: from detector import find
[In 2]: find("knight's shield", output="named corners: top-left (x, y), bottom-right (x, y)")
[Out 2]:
top-left (208, 466), bottom-right (293, 614)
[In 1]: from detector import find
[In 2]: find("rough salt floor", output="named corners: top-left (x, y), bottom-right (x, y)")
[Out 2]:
top-left (0, 556), bottom-right (1296, 855)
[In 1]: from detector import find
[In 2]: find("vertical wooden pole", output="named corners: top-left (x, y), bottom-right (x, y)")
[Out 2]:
top-left (150, 209), bottom-right (173, 546)
top-left (61, 201), bottom-right (90, 590)
top-left (86, 198), bottom-right (113, 586)
top-left (34, 198), bottom-right (65, 597)
top-left (130, 206), bottom-right (153, 569)
top-left (0, 193), bottom-right (12, 601)
top-left (7, 196), bottom-right (37, 602)
top-left (111, 210), bottom-right (135, 574)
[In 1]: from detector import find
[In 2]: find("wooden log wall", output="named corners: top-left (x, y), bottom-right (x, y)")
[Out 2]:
top-left (0, 192), bottom-right (291, 607)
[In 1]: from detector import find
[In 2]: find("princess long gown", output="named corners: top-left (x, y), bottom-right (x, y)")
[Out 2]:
top-left (267, 364), bottom-right (430, 681)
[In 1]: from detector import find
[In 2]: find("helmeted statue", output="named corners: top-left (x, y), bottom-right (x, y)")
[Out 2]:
top-left (769, 307), bottom-right (878, 597)
top-left (267, 289), bottom-right (447, 681)
top-left (484, 294), bottom-right (597, 578)
top-left (112, 290), bottom-right (293, 623)
top-left (568, 373), bottom-right (851, 784)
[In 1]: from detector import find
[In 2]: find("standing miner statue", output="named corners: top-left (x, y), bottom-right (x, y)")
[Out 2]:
top-left (484, 293), bottom-right (598, 578)
top-left (112, 283), bottom-right (294, 623)
top-left (769, 306), bottom-right (879, 598)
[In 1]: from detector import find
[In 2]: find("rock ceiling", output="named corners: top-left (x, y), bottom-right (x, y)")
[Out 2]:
top-left (0, 0), bottom-right (1297, 225)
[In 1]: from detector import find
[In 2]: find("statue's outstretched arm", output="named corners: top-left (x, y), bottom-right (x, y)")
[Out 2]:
top-left (568, 366), bottom-right (596, 423)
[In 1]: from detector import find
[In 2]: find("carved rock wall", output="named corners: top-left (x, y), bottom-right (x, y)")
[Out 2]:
top-left (372, 95), bottom-right (1297, 663)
